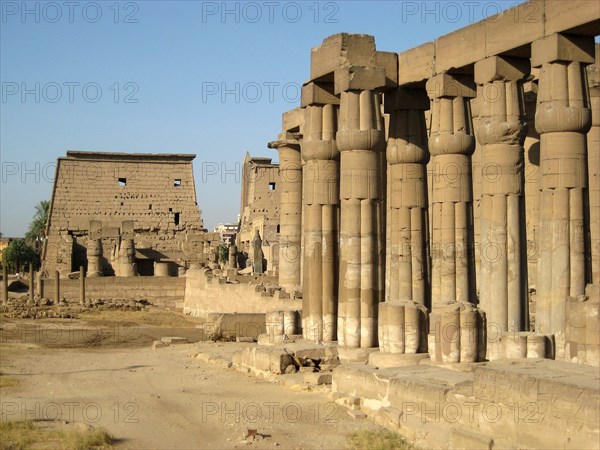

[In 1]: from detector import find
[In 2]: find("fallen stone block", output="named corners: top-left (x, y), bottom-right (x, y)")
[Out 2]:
top-left (152, 340), bottom-right (169, 349)
top-left (304, 372), bottom-right (332, 385)
top-left (161, 336), bottom-right (188, 345)
top-left (347, 409), bottom-right (367, 420)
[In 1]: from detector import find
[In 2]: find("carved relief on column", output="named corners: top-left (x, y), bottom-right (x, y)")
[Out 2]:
top-left (475, 56), bottom-right (530, 333)
top-left (426, 73), bottom-right (477, 308)
top-left (532, 34), bottom-right (594, 336)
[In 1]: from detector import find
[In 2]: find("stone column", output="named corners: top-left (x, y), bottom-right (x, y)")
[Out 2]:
top-left (336, 67), bottom-right (386, 348)
top-left (117, 238), bottom-right (137, 277)
top-left (87, 238), bottom-right (103, 277)
top-left (2, 265), bottom-right (7, 305)
top-left (426, 73), bottom-right (477, 308)
top-left (228, 244), bottom-right (238, 269)
top-left (268, 138), bottom-right (302, 292)
top-left (475, 56), bottom-right (530, 332)
top-left (54, 270), bottom-right (60, 303)
top-left (28, 264), bottom-right (34, 306)
top-left (79, 265), bottom-right (86, 305)
top-left (588, 46), bottom-right (599, 285)
top-left (385, 88), bottom-right (430, 307)
top-left (301, 83), bottom-right (339, 342)
top-left (532, 34), bottom-right (594, 335)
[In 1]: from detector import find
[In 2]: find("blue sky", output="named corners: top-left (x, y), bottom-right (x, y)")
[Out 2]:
top-left (0, 0), bottom-right (529, 236)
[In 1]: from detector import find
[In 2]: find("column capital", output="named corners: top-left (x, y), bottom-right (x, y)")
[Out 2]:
top-left (426, 73), bottom-right (476, 99)
top-left (531, 33), bottom-right (595, 68)
top-left (267, 139), bottom-right (301, 151)
top-left (474, 56), bottom-right (530, 84)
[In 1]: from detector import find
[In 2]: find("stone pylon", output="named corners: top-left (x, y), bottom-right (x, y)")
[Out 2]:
top-left (475, 56), bottom-right (530, 332)
top-left (385, 88), bottom-right (430, 306)
top-left (301, 83), bottom-right (340, 342)
top-left (336, 67), bottom-right (387, 348)
top-left (268, 125), bottom-right (302, 292)
top-left (426, 73), bottom-right (477, 308)
top-left (532, 34), bottom-right (594, 335)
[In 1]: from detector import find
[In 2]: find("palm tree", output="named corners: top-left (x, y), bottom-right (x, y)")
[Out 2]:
top-left (2, 239), bottom-right (38, 273)
top-left (25, 200), bottom-right (50, 253)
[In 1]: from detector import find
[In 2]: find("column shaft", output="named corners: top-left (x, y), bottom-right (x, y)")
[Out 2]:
top-left (337, 90), bottom-right (386, 348)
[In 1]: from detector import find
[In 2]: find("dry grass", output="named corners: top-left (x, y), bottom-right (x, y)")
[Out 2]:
top-left (348, 429), bottom-right (416, 450)
top-left (0, 420), bottom-right (113, 450)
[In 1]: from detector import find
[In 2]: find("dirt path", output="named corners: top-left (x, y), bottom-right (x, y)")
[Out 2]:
top-left (1, 338), bottom-right (382, 449)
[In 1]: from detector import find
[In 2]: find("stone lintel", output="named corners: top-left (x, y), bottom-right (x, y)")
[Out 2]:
top-left (426, 73), bottom-right (476, 99)
top-left (383, 87), bottom-right (430, 113)
top-left (301, 82), bottom-right (339, 107)
top-left (531, 33), bottom-right (595, 68)
top-left (334, 66), bottom-right (386, 95)
top-left (474, 56), bottom-right (531, 84)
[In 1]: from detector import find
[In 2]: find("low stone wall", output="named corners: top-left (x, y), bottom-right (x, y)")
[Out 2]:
top-left (183, 267), bottom-right (301, 318)
top-left (38, 276), bottom-right (186, 307)
top-left (332, 359), bottom-right (600, 450)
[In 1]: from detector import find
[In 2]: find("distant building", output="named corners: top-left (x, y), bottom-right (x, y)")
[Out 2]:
top-left (236, 152), bottom-right (280, 272)
top-left (213, 223), bottom-right (238, 246)
top-left (0, 237), bottom-right (20, 263)
top-left (42, 151), bottom-right (206, 276)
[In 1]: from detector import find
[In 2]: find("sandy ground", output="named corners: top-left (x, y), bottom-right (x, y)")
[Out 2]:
top-left (0, 315), bottom-right (383, 449)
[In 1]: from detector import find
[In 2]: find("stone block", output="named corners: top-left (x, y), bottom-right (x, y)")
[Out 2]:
top-left (160, 336), bottom-right (188, 344)
top-left (282, 107), bottom-right (304, 133)
top-left (426, 73), bottom-right (476, 99)
top-left (152, 340), bottom-right (168, 349)
top-left (310, 33), bottom-right (377, 81)
top-left (301, 82), bottom-right (339, 107)
top-left (304, 372), bottom-right (332, 385)
top-left (383, 87), bottom-right (429, 113)
top-left (398, 42), bottom-right (435, 85)
top-left (334, 66), bottom-right (386, 94)
top-left (368, 352), bottom-right (429, 369)
top-left (531, 33), bottom-right (595, 67)
top-left (474, 56), bottom-right (530, 84)
top-left (449, 428), bottom-right (493, 450)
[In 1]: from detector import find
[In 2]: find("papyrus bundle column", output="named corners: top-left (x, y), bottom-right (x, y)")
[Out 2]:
top-left (474, 56), bottom-right (530, 332)
top-left (336, 67), bottom-right (386, 348)
top-left (588, 46), bottom-right (599, 286)
top-left (301, 84), bottom-right (339, 342)
top-left (385, 88), bottom-right (430, 307)
top-left (426, 73), bottom-right (477, 308)
top-left (268, 137), bottom-right (302, 293)
top-left (532, 34), bottom-right (594, 335)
